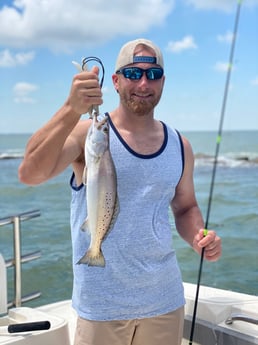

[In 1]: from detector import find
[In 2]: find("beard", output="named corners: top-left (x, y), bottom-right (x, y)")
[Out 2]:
top-left (119, 89), bottom-right (162, 116)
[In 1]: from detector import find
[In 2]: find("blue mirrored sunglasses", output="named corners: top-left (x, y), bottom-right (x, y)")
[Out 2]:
top-left (116, 67), bottom-right (164, 80)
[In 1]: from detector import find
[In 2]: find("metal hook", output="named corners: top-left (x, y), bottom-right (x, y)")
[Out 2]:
top-left (81, 56), bottom-right (105, 88)
top-left (80, 56), bottom-right (105, 118)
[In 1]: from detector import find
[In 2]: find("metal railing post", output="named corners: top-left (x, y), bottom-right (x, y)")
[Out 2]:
top-left (13, 216), bottom-right (22, 307)
top-left (0, 210), bottom-right (41, 308)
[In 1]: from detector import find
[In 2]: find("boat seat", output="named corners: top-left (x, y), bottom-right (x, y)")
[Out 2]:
top-left (0, 307), bottom-right (71, 345)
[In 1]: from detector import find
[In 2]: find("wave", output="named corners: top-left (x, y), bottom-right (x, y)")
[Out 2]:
top-left (1, 150), bottom-right (258, 168)
top-left (0, 151), bottom-right (24, 160)
top-left (194, 152), bottom-right (258, 167)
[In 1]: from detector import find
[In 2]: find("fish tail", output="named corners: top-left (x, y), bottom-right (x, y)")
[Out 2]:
top-left (77, 249), bottom-right (105, 267)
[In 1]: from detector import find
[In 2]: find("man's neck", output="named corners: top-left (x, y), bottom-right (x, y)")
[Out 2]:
top-left (109, 107), bottom-right (156, 134)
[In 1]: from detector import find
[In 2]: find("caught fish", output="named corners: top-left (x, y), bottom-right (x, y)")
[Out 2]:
top-left (77, 112), bottom-right (119, 267)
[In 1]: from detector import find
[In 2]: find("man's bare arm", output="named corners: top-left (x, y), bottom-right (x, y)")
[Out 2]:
top-left (171, 136), bottom-right (221, 261)
top-left (19, 67), bottom-right (102, 185)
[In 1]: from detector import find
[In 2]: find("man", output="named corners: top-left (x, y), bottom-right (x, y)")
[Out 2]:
top-left (19, 38), bottom-right (222, 345)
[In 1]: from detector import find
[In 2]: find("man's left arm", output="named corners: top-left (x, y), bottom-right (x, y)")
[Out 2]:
top-left (171, 136), bottom-right (221, 262)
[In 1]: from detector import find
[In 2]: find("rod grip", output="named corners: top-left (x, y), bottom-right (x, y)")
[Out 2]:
top-left (8, 321), bottom-right (51, 333)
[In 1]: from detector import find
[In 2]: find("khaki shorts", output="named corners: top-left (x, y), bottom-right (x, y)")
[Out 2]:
top-left (73, 307), bottom-right (184, 345)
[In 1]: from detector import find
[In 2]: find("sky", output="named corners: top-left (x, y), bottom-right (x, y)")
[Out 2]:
top-left (0, 0), bottom-right (257, 133)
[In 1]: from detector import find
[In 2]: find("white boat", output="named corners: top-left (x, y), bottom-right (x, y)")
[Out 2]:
top-left (1, 211), bottom-right (257, 345)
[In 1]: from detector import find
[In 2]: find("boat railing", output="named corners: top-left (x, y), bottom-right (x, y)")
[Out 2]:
top-left (225, 313), bottom-right (258, 325)
top-left (0, 210), bottom-right (41, 308)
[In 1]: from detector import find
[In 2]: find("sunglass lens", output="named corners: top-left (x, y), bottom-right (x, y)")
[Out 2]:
top-left (146, 68), bottom-right (163, 80)
top-left (123, 68), bottom-right (142, 80)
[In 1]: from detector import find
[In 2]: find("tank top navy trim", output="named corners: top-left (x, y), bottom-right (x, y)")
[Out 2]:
top-left (106, 112), bottom-right (185, 173)
top-left (70, 173), bottom-right (83, 191)
top-left (70, 113), bottom-right (185, 189)
top-left (107, 113), bottom-right (168, 159)
top-left (175, 129), bottom-right (185, 176)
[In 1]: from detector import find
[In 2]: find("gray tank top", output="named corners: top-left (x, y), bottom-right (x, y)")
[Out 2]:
top-left (70, 114), bottom-right (185, 321)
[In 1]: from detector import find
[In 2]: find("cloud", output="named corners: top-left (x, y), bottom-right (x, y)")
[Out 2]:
top-left (185, 0), bottom-right (258, 12)
top-left (0, 0), bottom-right (174, 52)
top-left (251, 77), bottom-right (258, 86)
top-left (166, 35), bottom-right (197, 53)
top-left (214, 61), bottom-right (235, 72)
top-left (217, 31), bottom-right (234, 44)
top-left (13, 82), bottom-right (39, 104)
top-left (0, 49), bottom-right (35, 67)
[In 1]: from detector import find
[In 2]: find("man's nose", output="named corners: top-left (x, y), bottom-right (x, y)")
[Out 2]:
top-left (138, 72), bottom-right (149, 85)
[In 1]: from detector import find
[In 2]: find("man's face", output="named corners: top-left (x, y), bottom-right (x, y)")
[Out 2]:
top-left (113, 47), bottom-right (165, 116)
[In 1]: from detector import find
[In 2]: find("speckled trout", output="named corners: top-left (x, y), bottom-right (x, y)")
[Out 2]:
top-left (77, 113), bottom-right (119, 267)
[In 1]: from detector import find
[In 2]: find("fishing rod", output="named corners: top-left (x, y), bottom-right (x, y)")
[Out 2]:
top-left (189, 1), bottom-right (243, 344)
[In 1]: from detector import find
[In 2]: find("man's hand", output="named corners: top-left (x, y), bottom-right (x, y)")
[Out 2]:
top-left (193, 229), bottom-right (222, 262)
top-left (68, 66), bottom-right (103, 116)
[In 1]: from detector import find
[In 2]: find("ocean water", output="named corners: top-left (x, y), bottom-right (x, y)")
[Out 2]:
top-left (0, 131), bottom-right (257, 308)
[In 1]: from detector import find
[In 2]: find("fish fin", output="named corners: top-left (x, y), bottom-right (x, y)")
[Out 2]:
top-left (80, 218), bottom-right (89, 232)
top-left (76, 249), bottom-right (105, 267)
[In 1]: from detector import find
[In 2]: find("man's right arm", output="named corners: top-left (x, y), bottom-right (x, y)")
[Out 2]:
top-left (18, 67), bottom-right (102, 186)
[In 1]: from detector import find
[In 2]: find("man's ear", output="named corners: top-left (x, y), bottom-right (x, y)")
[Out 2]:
top-left (112, 74), bottom-right (119, 93)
